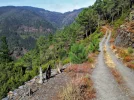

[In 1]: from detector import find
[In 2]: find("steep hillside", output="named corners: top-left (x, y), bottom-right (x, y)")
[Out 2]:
top-left (0, 6), bottom-right (55, 50)
top-left (0, 6), bottom-right (82, 51)
top-left (62, 9), bottom-right (83, 27)
top-left (21, 6), bottom-right (82, 28)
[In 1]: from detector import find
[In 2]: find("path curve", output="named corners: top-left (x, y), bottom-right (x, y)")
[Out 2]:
top-left (106, 31), bottom-right (134, 98)
top-left (91, 33), bottom-right (129, 100)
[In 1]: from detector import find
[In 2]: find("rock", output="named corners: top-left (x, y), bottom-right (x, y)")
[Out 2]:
top-left (2, 97), bottom-right (8, 100)
top-left (115, 27), bottom-right (134, 48)
top-left (19, 86), bottom-right (24, 89)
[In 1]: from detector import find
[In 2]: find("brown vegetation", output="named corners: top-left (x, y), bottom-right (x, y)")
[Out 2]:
top-left (59, 73), bottom-right (96, 100)
top-left (59, 55), bottom-right (97, 100)
top-left (65, 63), bottom-right (93, 74)
top-left (124, 56), bottom-right (132, 62)
top-left (104, 45), bottom-right (123, 84)
top-left (127, 63), bottom-right (134, 69)
top-left (110, 38), bottom-right (115, 43)
top-left (111, 68), bottom-right (123, 84)
top-left (111, 45), bottom-right (134, 70)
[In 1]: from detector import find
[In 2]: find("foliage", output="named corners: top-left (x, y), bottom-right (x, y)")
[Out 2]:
top-left (69, 44), bottom-right (87, 64)
top-left (0, 36), bottom-right (11, 62)
top-left (62, 58), bottom-right (70, 65)
top-left (128, 47), bottom-right (134, 54)
top-left (88, 33), bottom-right (101, 53)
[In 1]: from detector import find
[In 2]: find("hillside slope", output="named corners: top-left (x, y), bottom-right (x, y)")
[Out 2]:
top-left (0, 6), bottom-right (82, 51)
top-left (21, 6), bottom-right (82, 28)
top-left (0, 6), bottom-right (55, 50)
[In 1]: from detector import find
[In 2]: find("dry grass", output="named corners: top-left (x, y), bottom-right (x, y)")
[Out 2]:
top-left (58, 48), bottom-right (99, 100)
top-left (88, 53), bottom-right (96, 63)
top-left (60, 56), bottom-right (97, 100)
top-left (110, 38), bottom-right (115, 43)
top-left (111, 69), bottom-right (123, 84)
top-left (103, 45), bottom-right (116, 68)
top-left (103, 45), bottom-right (124, 84)
top-left (127, 63), bottom-right (134, 69)
top-left (110, 45), bottom-right (134, 70)
top-left (65, 63), bottom-right (93, 74)
top-left (59, 75), bottom-right (96, 100)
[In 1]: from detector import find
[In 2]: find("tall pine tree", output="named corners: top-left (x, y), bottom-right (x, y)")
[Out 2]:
top-left (0, 36), bottom-right (11, 62)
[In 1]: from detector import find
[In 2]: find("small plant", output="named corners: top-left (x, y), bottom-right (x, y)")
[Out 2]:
top-left (118, 49), bottom-right (128, 58)
top-left (127, 63), bottom-right (134, 69)
top-left (88, 58), bottom-right (94, 63)
top-left (112, 45), bottom-right (116, 50)
top-left (124, 56), bottom-right (132, 62)
top-left (88, 38), bottom-right (99, 53)
top-left (128, 47), bottom-right (134, 54)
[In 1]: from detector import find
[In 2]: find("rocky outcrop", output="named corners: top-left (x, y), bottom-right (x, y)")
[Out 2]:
top-left (10, 47), bottom-right (27, 59)
top-left (115, 24), bottom-right (134, 48)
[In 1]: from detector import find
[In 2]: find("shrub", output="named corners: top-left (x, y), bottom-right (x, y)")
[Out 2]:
top-left (118, 49), bottom-right (128, 58)
top-left (69, 44), bottom-right (87, 64)
top-left (88, 58), bottom-right (94, 63)
top-left (127, 63), bottom-right (134, 69)
top-left (88, 38), bottom-right (99, 53)
top-left (65, 63), bottom-right (92, 74)
top-left (112, 45), bottom-right (116, 50)
top-left (124, 56), bottom-right (132, 62)
top-left (128, 47), bottom-right (134, 54)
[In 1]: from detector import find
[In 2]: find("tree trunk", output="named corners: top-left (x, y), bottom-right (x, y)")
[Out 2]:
top-left (86, 30), bottom-right (88, 38)
top-left (112, 15), bottom-right (114, 24)
top-left (121, 7), bottom-right (124, 16)
top-left (98, 14), bottom-right (100, 28)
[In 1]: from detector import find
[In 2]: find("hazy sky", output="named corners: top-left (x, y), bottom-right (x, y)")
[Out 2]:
top-left (0, 0), bottom-right (96, 13)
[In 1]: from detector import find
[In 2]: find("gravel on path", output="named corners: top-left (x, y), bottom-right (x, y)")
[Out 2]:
top-left (91, 33), bottom-right (129, 100)
top-left (106, 31), bottom-right (134, 99)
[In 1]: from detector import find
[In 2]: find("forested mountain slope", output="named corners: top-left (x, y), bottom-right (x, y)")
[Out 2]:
top-left (21, 6), bottom-right (83, 28)
top-left (1, 0), bottom-right (134, 99)
top-left (0, 6), bottom-right (55, 50)
top-left (0, 6), bottom-right (82, 51)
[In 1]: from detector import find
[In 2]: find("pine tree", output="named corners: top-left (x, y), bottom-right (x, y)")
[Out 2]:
top-left (69, 44), bottom-right (87, 64)
top-left (0, 36), bottom-right (11, 62)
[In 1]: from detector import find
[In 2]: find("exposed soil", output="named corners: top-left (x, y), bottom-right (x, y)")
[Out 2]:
top-left (26, 72), bottom-right (71, 100)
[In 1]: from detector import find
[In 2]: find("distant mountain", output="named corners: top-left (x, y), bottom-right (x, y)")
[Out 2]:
top-left (0, 6), bottom-right (82, 51)
top-left (20, 6), bottom-right (83, 28)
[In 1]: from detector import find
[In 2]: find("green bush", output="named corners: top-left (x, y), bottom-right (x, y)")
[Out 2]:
top-left (62, 58), bottom-right (70, 65)
top-left (128, 47), bottom-right (134, 54)
top-left (88, 36), bottom-right (100, 53)
top-left (69, 44), bottom-right (87, 64)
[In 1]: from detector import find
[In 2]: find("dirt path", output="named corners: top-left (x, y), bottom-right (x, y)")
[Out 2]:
top-left (106, 31), bottom-right (134, 99)
top-left (91, 33), bottom-right (129, 100)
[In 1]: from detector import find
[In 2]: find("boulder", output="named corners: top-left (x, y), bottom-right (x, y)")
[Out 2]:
top-left (115, 26), bottom-right (134, 48)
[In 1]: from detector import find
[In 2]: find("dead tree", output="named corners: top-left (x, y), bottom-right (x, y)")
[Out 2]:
top-left (46, 65), bottom-right (51, 81)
